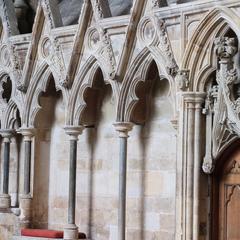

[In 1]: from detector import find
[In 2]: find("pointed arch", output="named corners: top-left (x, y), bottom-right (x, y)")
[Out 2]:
top-left (117, 48), bottom-right (174, 122)
top-left (2, 100), bottom-right (21, 129)
top-left (67, 55), bottom-right (120, 125)
top-left (22, 61), bottom-right (67, 127)
top-left (0, 71), bottom-right (23, 130)
top-left (182, 6), bottom-right (240, 91)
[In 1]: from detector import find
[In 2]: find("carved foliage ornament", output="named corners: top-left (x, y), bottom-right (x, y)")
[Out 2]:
top-left (202, 37), bottom-right (240, 174)
top-left (138, 17), bottom-right (178, 77)
top-left (86, 27), bottom-right (116, 80)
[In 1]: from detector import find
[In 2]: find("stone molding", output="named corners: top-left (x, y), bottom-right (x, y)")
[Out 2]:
top-left (64, 125), bottom-right (84, 140)
top-left (113, 122), bottom-right (133, 138)
top-left (17, 128), bottom-right (35, 141)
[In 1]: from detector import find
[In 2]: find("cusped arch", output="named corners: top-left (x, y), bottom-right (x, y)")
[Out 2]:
top-left (22, 61), bottom-right (67, 127)
top-left (0, 71), bottom-right (23, 129)
top-left (117, 48), bottom-right (174, 122)
top-left (2, 99), bottom-right (21, 129)
top-left (182, 6), bottom-right (240, 91)
top-left (67, 56), bottom-right (119, 125)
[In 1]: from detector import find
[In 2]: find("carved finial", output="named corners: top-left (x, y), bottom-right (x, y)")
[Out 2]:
top-left (214, 37), bottom-right (237, 59)
top-left (176, 69), bottom-right (190, 91)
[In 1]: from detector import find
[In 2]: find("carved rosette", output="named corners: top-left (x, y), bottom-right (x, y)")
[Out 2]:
top-left (86, 27), bottom-right (101, 52)
top-left (0, 45), bottom-right (10, 67)
top-left (138, 17), bottom-right (157, 46)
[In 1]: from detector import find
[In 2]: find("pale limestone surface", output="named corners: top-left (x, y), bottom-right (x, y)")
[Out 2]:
top-left (0, 0), bottom-right (239, 240)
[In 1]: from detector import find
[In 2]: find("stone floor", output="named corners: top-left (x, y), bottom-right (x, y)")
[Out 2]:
top-left (13, 237), bottom-right (62, 240)
top-left (13, 237), bottom-right (90, 240)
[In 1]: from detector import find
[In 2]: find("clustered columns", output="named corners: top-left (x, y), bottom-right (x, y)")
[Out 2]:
top-left (175, 92), bottom-right (205, 240)
top-left (64, 126), bottom-right (84, 240)
top-left (0, 130), bottom-right (15, 209)
top-left (114, 122), bottom-right (133, 240)
top-left (18, 128), bottom-right (35, 228)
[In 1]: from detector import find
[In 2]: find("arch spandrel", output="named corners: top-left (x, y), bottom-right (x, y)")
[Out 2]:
top-left (22, 61), bottom-right (68, 128)
top-left (117, 48), bottom-right (176, 123)
top-left (67, 56), bottom-right (120, 126)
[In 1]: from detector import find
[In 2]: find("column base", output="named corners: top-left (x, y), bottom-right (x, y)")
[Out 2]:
top-left (19, 195), bottom-right (32, 228)
top-left (64, 224), bottom-right (78, 240)
top-left (0, 193), bottom-right (11, 209)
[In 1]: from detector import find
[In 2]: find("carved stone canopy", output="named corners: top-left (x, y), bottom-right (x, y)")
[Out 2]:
top-left (202, 36), bottom-right (240, 174)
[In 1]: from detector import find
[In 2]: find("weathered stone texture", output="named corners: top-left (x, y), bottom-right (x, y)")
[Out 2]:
top-left (0, 0), bottom-right (239, 240)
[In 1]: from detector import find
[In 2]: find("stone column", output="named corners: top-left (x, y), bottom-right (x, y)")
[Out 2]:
top-left (0, 130), bottom-right (14, 209)
top-left (114, 122), bottom-right (133, 240)
top-left (175, 92), bottom-right (205, 240)
top-left (64, 126), bottom-right (84, 240)
top-left (193, 97), bottom-right (205, 240)
top-left (17, 128), bottom-right (35, 228)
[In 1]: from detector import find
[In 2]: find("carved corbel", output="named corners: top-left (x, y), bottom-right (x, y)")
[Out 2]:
top-left (175, 69), bottom-right (189, 91)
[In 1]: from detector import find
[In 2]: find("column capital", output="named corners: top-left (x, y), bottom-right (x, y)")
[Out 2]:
top-left (64, 125), bottom-right (84, 140)
top-left (17, 128), bottom-right (36, 141)
top-left (0, 129), bottom-right (15, 142)
top-left (181, 92), bottom-right (206, 103)
top-left (114, 122), bottom-right (133, 138)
